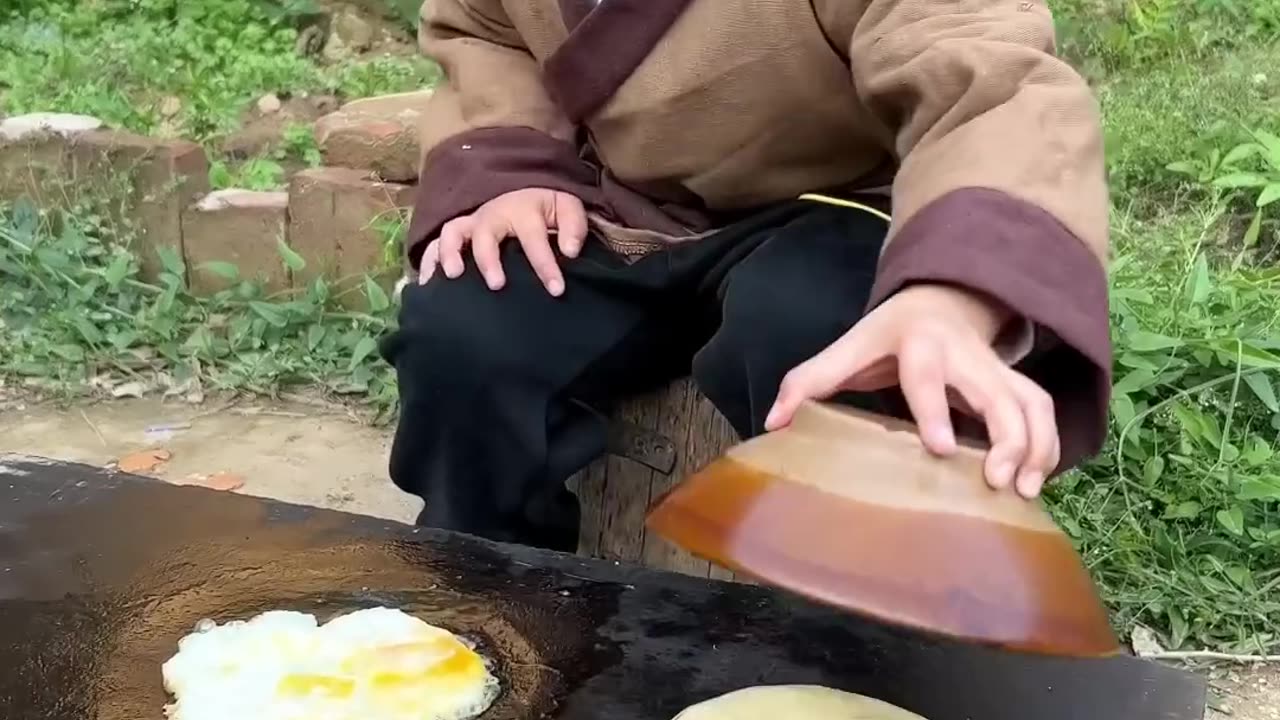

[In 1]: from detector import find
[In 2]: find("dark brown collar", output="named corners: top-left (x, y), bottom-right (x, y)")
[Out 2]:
top-left (544, 0), bottom-right (695, 123)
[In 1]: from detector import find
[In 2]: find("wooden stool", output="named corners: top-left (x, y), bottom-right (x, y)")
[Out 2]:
top-left (571, 378), bottom-right (740, 580)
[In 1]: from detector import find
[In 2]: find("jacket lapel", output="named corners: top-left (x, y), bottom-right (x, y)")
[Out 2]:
top-left (544, 0), bottom-right (696, 123)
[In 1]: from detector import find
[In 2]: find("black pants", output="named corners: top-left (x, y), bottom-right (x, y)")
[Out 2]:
top-left (381, 202), bottom-right (888, 551)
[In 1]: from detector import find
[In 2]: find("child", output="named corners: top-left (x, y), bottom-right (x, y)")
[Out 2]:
top-left (380, 0), bottom-right (1111, 551)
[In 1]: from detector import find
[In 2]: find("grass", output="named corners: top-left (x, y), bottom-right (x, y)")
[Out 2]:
top-left (3, 0), bottom-right (1280, 655)
top-left (1097, 46), bottom-right (1280, 210)
top-left (0, 0), bottom-right (439, 142)
top-left (0, 194), bottom-right (400, 418)
top-left (1044, 0), bottom-right (1280, 653)
top-left (1050, 206), bottom-right (1280, 653)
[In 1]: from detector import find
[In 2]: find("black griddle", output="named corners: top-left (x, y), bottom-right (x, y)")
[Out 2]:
top-left (0, 454), bottom-right (1205, 720)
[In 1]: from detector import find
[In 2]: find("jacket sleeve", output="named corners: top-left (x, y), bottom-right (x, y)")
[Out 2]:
top-left (845, 0), bottom-right (1112, 471)
top-left (405, 0), bottom-right (599, 266)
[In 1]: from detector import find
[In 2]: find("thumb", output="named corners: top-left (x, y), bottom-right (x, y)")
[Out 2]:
top-left (764, 326), bottom-right (883, 431)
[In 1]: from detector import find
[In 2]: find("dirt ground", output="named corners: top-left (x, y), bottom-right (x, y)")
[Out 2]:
top-left (0, 396), bottom-right (420, 523)
top-left (1, 397), bottom-right (1275, 719)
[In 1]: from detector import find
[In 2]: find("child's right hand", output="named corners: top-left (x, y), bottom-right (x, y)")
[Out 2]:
top-left (417, 188), bottom-right (588, 297)
top-left (766, 284), bottom-right (1058, 499)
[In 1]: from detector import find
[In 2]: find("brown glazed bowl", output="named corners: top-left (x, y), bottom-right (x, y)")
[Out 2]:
top-left (646, 401), bottom-right (1121, 657)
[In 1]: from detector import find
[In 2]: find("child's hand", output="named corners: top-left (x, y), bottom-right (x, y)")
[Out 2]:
top-left (418, 188), bottom-right (588, 297)
top-left (765, 284), bottom-right (1057, 499)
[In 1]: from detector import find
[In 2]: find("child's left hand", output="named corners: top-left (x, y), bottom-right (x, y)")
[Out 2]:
top-left (764, 283), bottom-right (1057, 499)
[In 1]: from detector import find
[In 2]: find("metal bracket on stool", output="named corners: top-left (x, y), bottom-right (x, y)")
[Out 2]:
top-left (607, 421), bottom-right (677, 475)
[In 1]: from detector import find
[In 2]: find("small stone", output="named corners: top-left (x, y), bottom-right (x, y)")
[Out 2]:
top-left (322, 33), bottom-right (351, 61)
top-left (1253, 73), bottom-right (1268, 85)
top-left (110, 380), bottom-right (148, 399)
top-left (334, 9), bottom-right (374, 51)
top-left (257, 93), bottom-right (283, 115)
top-left (1130, 624), bottom-right (1165, 657)
top-left (160, 96), bottom-right (182, 118)
top-left (0, 112), bottom-right (102, 141)
top-left (322, 8), bottom-right (375, 61)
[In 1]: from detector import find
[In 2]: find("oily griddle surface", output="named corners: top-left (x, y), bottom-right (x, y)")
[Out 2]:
top-left (0, 455), bottom-right (1204, 720)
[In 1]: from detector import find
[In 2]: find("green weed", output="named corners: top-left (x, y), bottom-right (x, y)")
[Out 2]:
top-left (1056, 202), bottom-right (1280, 653)
top-left (329, 56), bottom-right (442, 100)
top-left (0, 0), bottom-right (439, 142)
top-left (281, 122), bottom-right (324, 168)
top-left (207, 123), bottom-right (323, 191)
top-left (208, 157), bottom-right (288, 192)
top-left (1054, 0), bottom-right (1280, 72)
top-left (0, 197), bottom-right (399, 416)
top-left (1179, 130), bottom-right (1280, 248)
top-left (1095, 45), bottom-right (1279, 206)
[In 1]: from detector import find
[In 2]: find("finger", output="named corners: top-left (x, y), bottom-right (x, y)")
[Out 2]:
top-left (1006, 369), bottom-right (1060, 498)
top-left (417, 241), bottom-right (440, 285)
top-left (511, 211), bottom-right (564, 296)
top-left (552, 193), bottom-right (588, 259)
top-left (842, 356), bottom-right (898, 392)
top-left (437, 219), bottom-right (471, 279)
top-left (470, 222), bottom-right (506, 291)
top-left (897, 334), bottom-right (957, 455)
top-left (765, 326), bottom-right (883, 431)
top-left (945, 350), bottom-right (1027, 491)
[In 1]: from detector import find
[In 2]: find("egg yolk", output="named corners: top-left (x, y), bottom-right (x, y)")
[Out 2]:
top-left (277, 637), bottom-right (487, 697)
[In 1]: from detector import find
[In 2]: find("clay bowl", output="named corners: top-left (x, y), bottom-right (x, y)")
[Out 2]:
top-left (647, 401), bottom-right (1120, 657)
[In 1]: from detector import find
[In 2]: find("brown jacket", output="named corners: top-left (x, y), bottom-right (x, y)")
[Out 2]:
top-left (407, 0), bottom-right (1111, 468)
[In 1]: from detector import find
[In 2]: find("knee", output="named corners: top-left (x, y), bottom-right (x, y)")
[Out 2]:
top-left (695, 272), bottom-right (812, 380)
top-left (692, 271), bottom-right (857, 437)
top-left (691, 285), bottom-right (780, 435)
top-left (382, 277), bottom-right (510, 392)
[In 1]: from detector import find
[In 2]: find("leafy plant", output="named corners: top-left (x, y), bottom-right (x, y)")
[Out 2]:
top-left (1169, 128), bottom-right (1280, 247)
top-left (1053, 0), bottom-right (1280, 71)
top-left (208, 157), bottom-right (288, 191)
top-left (371, 208), bottom-right (411, 270)
top-left (0, 0), bottom-right (440, 142)
top-left (1053, 203), bottom-right (1280, 654)
top-left (328, 56), bottom-right (442, 100)
top-left (281, 122), bottom-right (323, 168)
top-left (0, 197), bottom-right (399, 414)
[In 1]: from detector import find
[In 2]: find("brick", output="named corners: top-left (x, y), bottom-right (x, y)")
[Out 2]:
top-left (0, 114), bottom-right (102, 204)
top-left (313, 90), bottom-right (431, 182)
top-left (68, 130), bottom-right (210, 280)
top-left (0, 132), bottom-right (71, 206)
top-left (182, 190), bottom-right (291, 295)
top-left (133, 140), bottom-right (209, 281)
top-left (0, 119), bottom-right (208, 282)
top-left (286, 167), bottom-right (413, 307)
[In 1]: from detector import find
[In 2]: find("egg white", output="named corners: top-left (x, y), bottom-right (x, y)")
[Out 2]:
top-left (162, 607), bottom-right (499, 720)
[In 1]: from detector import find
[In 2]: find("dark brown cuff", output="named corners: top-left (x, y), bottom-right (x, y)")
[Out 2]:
top-left (869, 188), bottom-right (1111, 473)
top-left (405, 127), bottom-right (601, 268)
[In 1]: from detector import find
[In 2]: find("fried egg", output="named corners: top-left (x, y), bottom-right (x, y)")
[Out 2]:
top-left (162, 607), bottom-right (499, 720)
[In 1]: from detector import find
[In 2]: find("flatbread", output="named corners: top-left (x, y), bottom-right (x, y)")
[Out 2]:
top-left (673, 686), bottom-right (926, 720)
